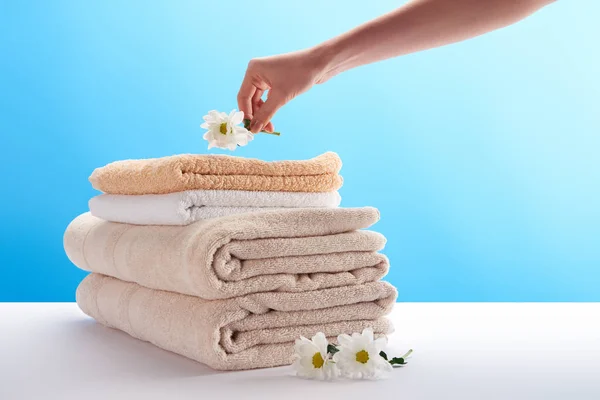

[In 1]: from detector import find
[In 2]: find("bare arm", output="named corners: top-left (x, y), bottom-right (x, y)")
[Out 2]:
top-left (239, 0), bottom-right (555, 133)
top-left (316, 0), bottom-right (555, 81)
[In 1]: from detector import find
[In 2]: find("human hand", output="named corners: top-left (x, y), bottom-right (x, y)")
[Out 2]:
top-left (237, 48), bottom-right (328, 133)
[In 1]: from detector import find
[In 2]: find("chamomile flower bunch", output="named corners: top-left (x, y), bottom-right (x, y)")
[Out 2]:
top-left (292, 328), bottom-right (413, 381)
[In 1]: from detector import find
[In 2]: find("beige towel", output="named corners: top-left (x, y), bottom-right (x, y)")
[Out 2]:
top-left (77, 273), bottom-right (397, 370)
top-left (64, 207), bottom-right (388, 300)
top-left (89, 152), bottom-right (343, 195)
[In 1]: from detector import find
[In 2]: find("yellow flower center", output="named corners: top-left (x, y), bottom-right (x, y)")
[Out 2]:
top-left (219, 122), bottom-right (228, 135)
top-left (355, 350), bottom-right (370, 364)
top-left (312, 352), bottom-right (325, 369)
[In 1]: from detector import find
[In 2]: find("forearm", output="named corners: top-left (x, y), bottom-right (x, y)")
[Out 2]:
top-left (313, 0), bottom-right (555, 81)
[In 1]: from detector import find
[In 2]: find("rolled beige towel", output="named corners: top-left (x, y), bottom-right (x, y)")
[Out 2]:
top-left (77, 273), bottom-right (397, 371)
top-left (64, 207), bottom-right (389, 300)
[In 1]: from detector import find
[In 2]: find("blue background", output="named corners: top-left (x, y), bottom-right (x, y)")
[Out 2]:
top-left (1, 1), bottom-right (599, 302)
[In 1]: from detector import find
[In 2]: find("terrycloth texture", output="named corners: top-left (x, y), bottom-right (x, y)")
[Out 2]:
top-left (77, 273), bottom-right (396, 370)
top-left (89, 152), bottom-right (343, 195)
top-left (89, 189), bottom-right (342, 225)
top-left (64, 207), bottom-right (388, 299)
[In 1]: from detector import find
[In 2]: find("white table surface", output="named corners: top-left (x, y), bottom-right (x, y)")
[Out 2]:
top-left (1, 303), bottom-right (598, 400)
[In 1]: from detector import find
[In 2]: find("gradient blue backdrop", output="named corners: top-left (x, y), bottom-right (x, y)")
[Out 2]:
top-left (1, 1), bottom-right (599, 301)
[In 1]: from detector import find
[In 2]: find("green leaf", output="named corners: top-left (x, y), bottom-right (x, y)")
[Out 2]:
top-left (385, 349), bottom-right (413, 366)
top-left (389, 357), bottom-right (407, 365)
top-left (327, 344), bottom-right (339, 355)
top-left (379, 351), bottom-right (388, 360)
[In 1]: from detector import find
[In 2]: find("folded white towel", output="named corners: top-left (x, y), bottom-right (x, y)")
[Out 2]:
top-left (89, 190), bottom-right (341, 225)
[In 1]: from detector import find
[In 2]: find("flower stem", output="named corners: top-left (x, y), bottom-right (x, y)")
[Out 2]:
top-left (243, 119), bottom-right (281, 136)
top-left (402, 349), bottom-right (413, 359)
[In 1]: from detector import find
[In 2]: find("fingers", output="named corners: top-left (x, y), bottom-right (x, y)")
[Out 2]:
top-left (251, 89), bottom-right (264, 117)
top-left (250, 94), bottom-right (275, 133)
top-left (250, 91), bottom-right (285, 133)
top-left (263, 122), bottom-right (275, 133)
top-left (237, 73), bottom-right (256, 120)
top-left (238, 60), bottom-right (282, 132)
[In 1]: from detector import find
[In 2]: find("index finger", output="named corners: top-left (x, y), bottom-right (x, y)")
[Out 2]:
top-left (237, 72), bottom-right (256, 120)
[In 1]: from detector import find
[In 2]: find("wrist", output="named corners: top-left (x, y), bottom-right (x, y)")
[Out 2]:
top-left (307, 40), bottom-right (350, 84)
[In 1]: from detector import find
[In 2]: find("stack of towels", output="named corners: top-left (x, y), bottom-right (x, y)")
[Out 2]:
top-left (63, 152), bottom-right (397, 371)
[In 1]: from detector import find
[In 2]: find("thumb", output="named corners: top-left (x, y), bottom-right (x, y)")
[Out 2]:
top-left (250, 91), bottom-right (285, 133)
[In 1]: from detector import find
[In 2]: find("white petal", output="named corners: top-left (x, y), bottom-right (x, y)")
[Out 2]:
top-left (297, 343), bottom-right (318, 357)
top-left (337, 333), bottom-right (353, 347)
top-left (376, 358), bottom-right (393, 373)
top-left (230, 110), bottom-right (244, 126)
top-left (208, 110), bottom-right (222, 122)
top-left (322, 362), bottom-right (339, 380)
top-left (295, 336), bottom-right (312, 347)
top-left (227, 109), bottom-right (240, 124)
top-left (233, 126), bottom-right (251, 137)
top-left (294, 342), bottom-right (312, 356)
top-left (365, 360), bottom-right (392, 380)
top-left (240, 134), bottom-right (254, 143)
top-left (373, 337), bottom-right (388, 351)
top-left (309, 370), bottom-right (323, 380)
top-left (362, 327), bottom-right (374, 342)
top-left (203, 111), bottom-right (216, 121)
top-left (235, 135), bottom-right (249, 144)
top-left (355, 334), bottom-right (372, 349)
top-left (212, 140), bottom-right (226, 149)
top-left (299, 355), bottom-right (315, 370)
top-left (312, 332), bottom-right (329, 353)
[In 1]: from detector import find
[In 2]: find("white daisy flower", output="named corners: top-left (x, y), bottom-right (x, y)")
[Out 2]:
top-left (292, 332), bottom-right (339, 380)
top-left (333, 327), bottom-right (392, 380)
top-left (200, 109), bottom-right (253, 151)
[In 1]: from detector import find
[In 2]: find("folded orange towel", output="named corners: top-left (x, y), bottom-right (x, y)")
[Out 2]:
top-left (89, 152), bottom-right (343, 195)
